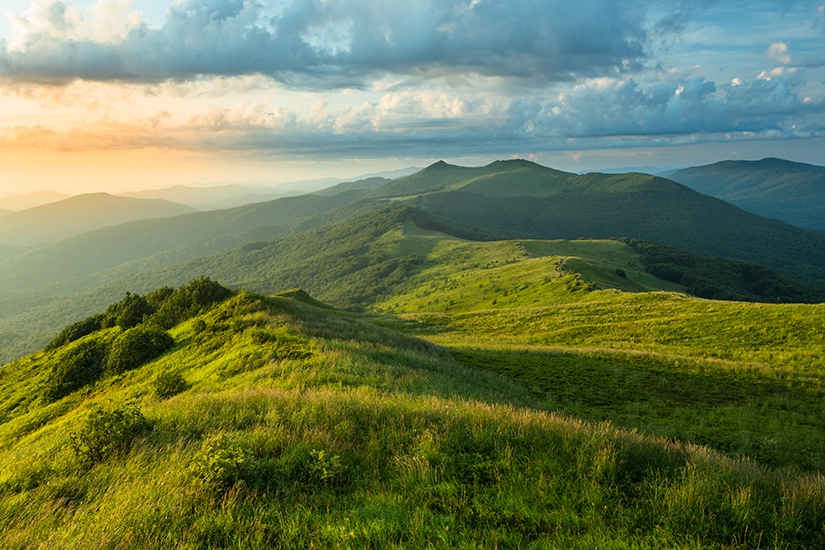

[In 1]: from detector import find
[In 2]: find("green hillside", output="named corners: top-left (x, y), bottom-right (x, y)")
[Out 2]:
top-left (316, 176), bottom-right (391, 196)
top-left (3, 204), bottom-right (824, 366)
top-left (0, 193), bottom-right (199, 247)
top-left (670, 158), bottom-right (825, 231)
top-left (0, 193), bottom-right (385, 301)
top-left (409, 173), bottom-right (825, 281)
top-left (3, 158), bottom-right (825, 367)
top-left (1, 277), bottom-right (823, 547)
top-left (368, 159), bottom-right (572, 198)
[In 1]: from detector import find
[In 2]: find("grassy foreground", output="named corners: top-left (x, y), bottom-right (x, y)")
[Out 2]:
top-left (0, 290), bottom-right (823, 548)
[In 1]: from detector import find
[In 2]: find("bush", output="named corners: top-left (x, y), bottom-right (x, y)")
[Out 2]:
top-left (42, 340), bottom-right (106, 402)
top-left (102, 292), bottom-right (155, 329)
top-left (154, 370), bottom-right (187, 399)
top-left (106, 326), bottom-right (174, 375)
top-left (144, 286), bottom-right (175, 309)
top-left (45, 314), bottom-right (104, 351)
top-left (153, 277), bottom-right (233, 329)
top-left (190, 434), bottom-right (247, 492)
top-left (69, 404), bottom-right (150, 466)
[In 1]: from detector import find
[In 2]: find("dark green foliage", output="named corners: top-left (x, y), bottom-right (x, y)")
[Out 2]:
top-left (152, 277), bottom-right (233, 329)
top-left (69, 404), bottom-right (150, 466)
top-left (102, 292), bottom-right (154, 329)
top-left (44, 313), bottom-right (104, 350)
top-left (42, 340), bottom-right (106, 402)
top-left (615, 268), bottom-right (627, 278)
top-left (624, 239), bottom-right (825, 303)
top-left (190, 434), bottom-right (247, 493)
top-left (106, 326), bottom-right (174, 375)
top-left (144, 286), bottom-right (174, 309)
top-left (153, 371), bottom-right (187, 399)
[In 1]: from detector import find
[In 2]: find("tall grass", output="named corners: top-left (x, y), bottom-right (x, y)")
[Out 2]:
top-left (0, 292), bottom-right (822, 547)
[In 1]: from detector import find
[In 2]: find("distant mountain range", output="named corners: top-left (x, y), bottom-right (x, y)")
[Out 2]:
top-left (374, 160), bottom-right (825, 280)
top-left (669, 158), bottom-right (825, 232)
top-left (0, 190), bottom-right (71, 211)
top-left (3, 158), bottom-right (825, 362)
top-left (0, 193), bottom-right (198, 246)
top-left (116, 168), bottom-right (420, 210)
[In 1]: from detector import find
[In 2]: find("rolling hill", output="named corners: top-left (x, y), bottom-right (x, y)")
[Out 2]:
top-left (390, 160), bottom-right (825, 280)
top-left (0, 190), bottom-right (70, 211)
top-left (3, 158), bottom-right (825, 364)
top-left (3, 204), bottom-right (823, 367)
top-left (120, 184), bottom-right (292, 211)
top-left (0, 194), bottom-right (199, 246)
top-left (669, 157), bottom-right (825, 231)
top-left (0, 275), bottom-right (823, 547)
top-left (315, 176), bottom-right (392, 196)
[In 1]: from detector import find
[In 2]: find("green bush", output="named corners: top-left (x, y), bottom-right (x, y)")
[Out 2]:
top-left (102, 292), bottom-right (155, 329)
top-left (106, 326), bottom-right (174, 375)
top-left (144, 286), bottom-right (175, 309)
top-left (153, 277), bottom-right (233, 329)
top-left (190, 434), bottom-right (247, 492)
top-left (69, 404), bottom-right (150, 466)
top-left (45, 313), bottom-right (104, 351)
top-left (154, 370), bottom-right (187, 399)
top-left (42, 340), bottom-right (106, 402)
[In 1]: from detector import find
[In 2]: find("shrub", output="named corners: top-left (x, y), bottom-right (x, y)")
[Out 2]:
top-left (154, 370), bottom-right (187, 399)
top-left (190, 434), bottom-right (247, 492)
top-left (45, 314), bottom-right (104, 351)
top-left (69, 404), bottom-right (150, 466)
top-left (106, 326), bottom-right (174, 375)
top-left (42, 340), bottom-right (106, 402)
top-left (153, 277), bottom-right (233, 329)
top-left (144, 286), bottom-right (175, 309)
top-left (102, 292), bottom-right (155, 329)
top-left (615, 268), bottom-right (627, 278)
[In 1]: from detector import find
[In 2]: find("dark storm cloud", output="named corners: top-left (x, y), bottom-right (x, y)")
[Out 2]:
top-left (0, 0), bottom-right (649, 86)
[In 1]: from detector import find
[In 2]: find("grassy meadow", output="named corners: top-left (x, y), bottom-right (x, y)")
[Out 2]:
top-left (1, 216), bottom-right (824, 547)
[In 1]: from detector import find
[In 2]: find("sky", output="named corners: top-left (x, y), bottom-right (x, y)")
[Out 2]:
top-left (0, 0), bottom-right (824, 194)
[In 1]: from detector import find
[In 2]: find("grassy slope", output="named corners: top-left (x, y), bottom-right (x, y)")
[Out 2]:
top-left (412, 183), bottom-right (825, 281)
top-left (670, 158), bottom-right (825, 231)
top-left (2, 203), bottom-right (821, 367)
top-left (4, 158), bottom-right (825, 365)
top-left (0, 291), bottom-right (823, 548)
top-left (0, 199), bottom-right (385, 364)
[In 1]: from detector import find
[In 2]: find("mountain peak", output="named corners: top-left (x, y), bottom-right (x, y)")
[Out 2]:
top-left (423, 160), bottom-right (455, 171)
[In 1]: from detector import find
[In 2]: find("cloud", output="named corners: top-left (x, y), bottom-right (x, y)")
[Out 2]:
top-left (2, 73), bottom-right (821, 158)
top-left (766, 42), bottom-right (791, 64)
top-left (0, 0), bottom-right (651, 86)
top-left (536, 75), bottom-right (823, 141)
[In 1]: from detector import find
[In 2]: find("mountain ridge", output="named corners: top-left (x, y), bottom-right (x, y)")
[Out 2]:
top-left (669, 157), bottom-right (825, 231)
top-left (0, 193), bottom-right (199, 247)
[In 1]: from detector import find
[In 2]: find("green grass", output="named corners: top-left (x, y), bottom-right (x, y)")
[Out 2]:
top-left (1, 290), bottom-right (824, 548)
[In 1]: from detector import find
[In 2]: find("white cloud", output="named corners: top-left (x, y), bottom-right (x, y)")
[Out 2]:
top-left (8, 0), bottom-right (142, 49)
top-left (766, 42), bottom-right (792, 64)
